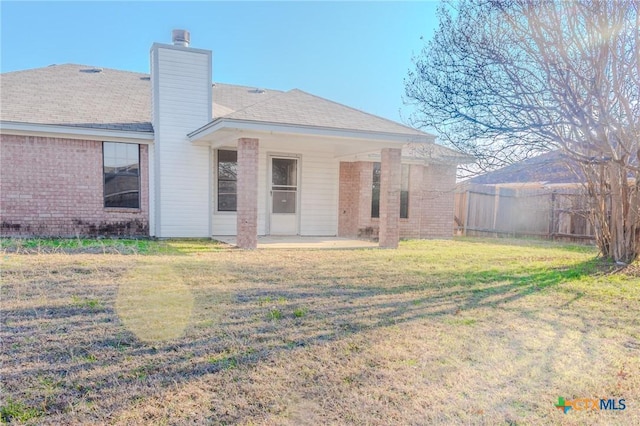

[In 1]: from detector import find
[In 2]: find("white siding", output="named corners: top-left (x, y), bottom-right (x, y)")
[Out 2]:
top-left (298, 148), bottom-right (338, 236)
top-left (212, 213), bottom-right (237, 236)
top-left (211, 142), bottom-right (338, 236)
top-left (151, 44), bottom-right (212, 237)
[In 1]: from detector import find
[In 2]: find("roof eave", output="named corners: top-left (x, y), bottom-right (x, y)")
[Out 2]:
top-left (0, 121), bottom-right (154, 143)
top-left (188, 118), bottom-right (435, 145)
top-left (352, 152), bottom-right (475, 166)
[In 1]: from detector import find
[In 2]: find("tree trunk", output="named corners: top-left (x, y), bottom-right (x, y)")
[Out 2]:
top-left (585, 161), bottom-right (639, 263)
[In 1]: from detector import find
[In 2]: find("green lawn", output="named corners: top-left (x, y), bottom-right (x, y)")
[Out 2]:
top-left (1, 238), bottom-right (638, 425)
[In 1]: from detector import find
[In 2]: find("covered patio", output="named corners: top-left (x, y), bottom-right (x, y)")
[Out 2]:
top-left (190, 125), bottom-right (411, 250)
top-left (185, 87), bottom-right (445, 249)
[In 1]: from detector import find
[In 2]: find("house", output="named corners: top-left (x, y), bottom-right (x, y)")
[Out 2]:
top-left (465, 150), bottom-right (583, 189)
top-left (0, 30), bottom-right (469, 248)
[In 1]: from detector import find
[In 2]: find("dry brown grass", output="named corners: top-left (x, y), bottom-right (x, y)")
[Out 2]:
top-left (1, 238), bottom-right (639, 425)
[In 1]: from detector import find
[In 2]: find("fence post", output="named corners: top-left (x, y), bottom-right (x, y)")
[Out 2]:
top-left (463, 190), bottom-right (470, 236)
top-left (549, 191), bottom-right (556, 240)
top-left (492, 187), bottom-right (499, 233)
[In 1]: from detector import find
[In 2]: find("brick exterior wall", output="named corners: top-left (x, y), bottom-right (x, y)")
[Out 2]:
top-left (338, 162), bottom-right (378, 238)
top-left (358, 162), bottom-right (376, 237)
top-left (398, 164), bottom-right (425, 239)
top-left (0, 134), bottom-right (149, 237)
top-left (379, 148), bottom-right (401, 248)
top-left (419, 163), bottom-right (457, 238)
top-left (236, 138), bottom-right (259, 249)
top-left (338, 162), bottom-right (358, 236)
top-left (338, 159), bottom-right (457, 240)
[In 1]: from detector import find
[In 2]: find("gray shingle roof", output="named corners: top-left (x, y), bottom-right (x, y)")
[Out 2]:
top-left (1, 64), bottom-right (427, 137)
top-left (469, 151), bottom-right (583, 185)
top-left (212, 83), bottom-right (284, 118)
top-left (221, 89), bottom-right (425, 136)
top-left (1, 64), bottom-right (153, 132)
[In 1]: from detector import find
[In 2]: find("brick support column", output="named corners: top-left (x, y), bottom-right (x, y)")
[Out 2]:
top-left (379, 148), bottom-right (401, 248)
top-left (236, 138), bottom-right (259, 249)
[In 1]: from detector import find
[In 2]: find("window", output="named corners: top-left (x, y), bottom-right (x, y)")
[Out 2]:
top-left (271, 158), bottom-right (298, 214)
top-left (217, 150), bottom-right (237, 211)
top-left (371, 162), bottom-right (409, 218)
top-left (400, 164), bottom-right (409, 219)
top-left (371, 162), bottom-right (381, 218)
top-left (103, 142), bottom-right (140, 208)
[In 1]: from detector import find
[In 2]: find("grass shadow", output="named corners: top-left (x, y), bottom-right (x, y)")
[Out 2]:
top-left (1, 241), bottom-right (635, 424)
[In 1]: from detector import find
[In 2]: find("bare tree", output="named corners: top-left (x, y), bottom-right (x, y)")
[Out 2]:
top-left (406, 0), bottom-right (639, 263)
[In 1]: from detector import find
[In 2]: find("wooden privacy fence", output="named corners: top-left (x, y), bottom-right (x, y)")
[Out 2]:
top-left (454, 184), bottom-right (595, 242)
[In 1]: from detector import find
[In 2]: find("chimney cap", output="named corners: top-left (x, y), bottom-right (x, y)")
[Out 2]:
top-left (172, 29), bottom-right (190, 47)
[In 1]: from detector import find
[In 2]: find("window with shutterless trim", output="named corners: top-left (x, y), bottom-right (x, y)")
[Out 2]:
top-left (371, 162), bottom-right (381, 218)
top-left (217, 150), bottom-right (237, 211)
top-left (103, 142), bottom-right (140, 209)
top-left (371, 162), bottom-right (410, 218)
top-left (400, 164), bottom-right (409, 219)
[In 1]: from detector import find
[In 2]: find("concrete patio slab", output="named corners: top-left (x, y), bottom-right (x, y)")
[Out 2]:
top-left (213, 236), bottom-right (378, 249)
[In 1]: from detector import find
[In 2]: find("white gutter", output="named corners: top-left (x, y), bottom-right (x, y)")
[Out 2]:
top-left (0, 121), bottom-right (155, 144)
top-left (187, 118), bottom-right (435, 145)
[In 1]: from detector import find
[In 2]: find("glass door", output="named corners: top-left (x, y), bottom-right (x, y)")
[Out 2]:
top-left (269, 157), bottom-right (298, 235)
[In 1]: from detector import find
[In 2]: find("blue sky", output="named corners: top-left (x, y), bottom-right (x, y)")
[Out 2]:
top-left (0, 1), bottom-right (440, 124)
